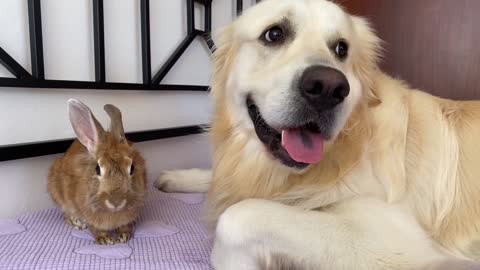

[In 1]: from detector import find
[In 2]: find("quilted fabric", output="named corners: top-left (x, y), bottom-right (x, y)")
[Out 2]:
top-left (0, 190), bottom-right (213, 270)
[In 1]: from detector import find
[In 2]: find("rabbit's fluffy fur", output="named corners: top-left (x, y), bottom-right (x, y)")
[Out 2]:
top-left (48, 100), bottom-right (146, 245)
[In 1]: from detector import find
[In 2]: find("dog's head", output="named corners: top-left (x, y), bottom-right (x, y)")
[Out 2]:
top-left (211, 0), bottom-right (382, 171)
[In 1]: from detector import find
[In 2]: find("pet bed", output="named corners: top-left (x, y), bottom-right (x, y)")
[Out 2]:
top-left (0, 189), bottom-right (212, 270)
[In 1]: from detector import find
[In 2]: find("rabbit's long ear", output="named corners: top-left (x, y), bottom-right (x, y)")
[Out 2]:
top-left (68, 99), bottom-right (105, 152)
top-left (104, 104), bottom-right (126, 144)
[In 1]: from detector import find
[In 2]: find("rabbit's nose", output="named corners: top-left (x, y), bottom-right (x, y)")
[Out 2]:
top-left (105, 199), bottom-right (127, 211)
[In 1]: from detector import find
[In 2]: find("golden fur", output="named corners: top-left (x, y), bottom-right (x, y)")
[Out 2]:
top-left (257, 252), bottom-right (312, 270)
top-left (205, 1), bottom-right (480, 260)
top-left (156, 0), bottom-right (480, 267)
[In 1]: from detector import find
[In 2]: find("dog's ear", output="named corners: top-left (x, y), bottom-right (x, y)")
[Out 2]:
top-left (210, 25), bottom-right (237, 99)
top-left (350, 16), bottom-right (383, 106)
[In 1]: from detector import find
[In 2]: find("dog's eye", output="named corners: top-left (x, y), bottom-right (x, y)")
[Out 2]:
top-left (334, 40), bottom-right (349, 59)
top-left (95, 164), bottom-right (102, 176)
top-left (130, 164), bottom-right (135, 176)
top-left (262, 26), bottom-right (285, 44)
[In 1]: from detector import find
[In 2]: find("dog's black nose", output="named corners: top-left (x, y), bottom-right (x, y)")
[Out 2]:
top-left (299, 66), bottom-right (350, 111)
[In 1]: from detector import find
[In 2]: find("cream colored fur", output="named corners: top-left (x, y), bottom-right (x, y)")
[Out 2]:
top-left (155, 0), bottom-right (480, 268)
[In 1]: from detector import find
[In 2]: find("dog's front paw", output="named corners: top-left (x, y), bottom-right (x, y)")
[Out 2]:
top-left (216, 199), bottom-right (267, 247)
top-left (154, 169), bottom-right (210, 193)
top-left (211, 222), bottom-right (259, 270)
top-left (426, 260), bottom-right (480, 270)
top-left (154, 170), bottom-right (181, 192)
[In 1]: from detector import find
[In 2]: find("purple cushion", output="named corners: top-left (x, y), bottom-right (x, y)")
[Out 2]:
top-left (0, 189), bottom-right (212, 269)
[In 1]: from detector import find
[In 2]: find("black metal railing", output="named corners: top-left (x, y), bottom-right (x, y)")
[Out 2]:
top-left (0, 0), bottom-right (214, 91)
top-left (0, 126), bottom-right (206, 162)
top-left (0, 0), bottom-right (255, 161)
top-left (236, 0), bottom-right (261, 15)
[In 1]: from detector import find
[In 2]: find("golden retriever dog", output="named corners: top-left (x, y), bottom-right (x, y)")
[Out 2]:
top-left (155, 0), bottom-right (480, 269)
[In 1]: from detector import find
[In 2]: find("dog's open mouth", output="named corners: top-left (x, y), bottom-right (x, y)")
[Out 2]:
top-left (246, 96), bottom-right (325, 169)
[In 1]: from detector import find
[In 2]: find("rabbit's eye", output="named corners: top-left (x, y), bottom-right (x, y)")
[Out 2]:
top-left (130, 164), bottom-right (135, 176)
top-left (95, 164), bottom-right (101, 176)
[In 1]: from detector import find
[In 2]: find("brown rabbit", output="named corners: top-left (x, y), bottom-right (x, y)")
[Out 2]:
top-left (48, 99), bottom-right (146, 245)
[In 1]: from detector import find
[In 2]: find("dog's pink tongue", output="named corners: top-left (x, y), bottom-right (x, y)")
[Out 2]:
top-left (281, 129), bottom-right (324, 164)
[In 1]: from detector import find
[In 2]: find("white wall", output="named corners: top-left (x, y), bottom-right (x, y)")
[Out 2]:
top-left (0, 0), bottom-right (241, 145)
top-left (0, 0), bottom-right (259, 218)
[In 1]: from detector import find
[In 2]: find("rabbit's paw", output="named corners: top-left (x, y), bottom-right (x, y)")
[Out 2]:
top-left (117, 231), bottom-right (132, 243)
top-left (116, 224), bottom-right (133, 243)
top-left (65, 215), bottom-right (87, 230)
top-left (94, 231), bottom-right (115, 245)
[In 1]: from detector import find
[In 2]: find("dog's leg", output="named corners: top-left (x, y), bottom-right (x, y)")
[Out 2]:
top-left (211, 198), bottom-right (451, 270)
top-left (154, 168), bottom-right (212, 193)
